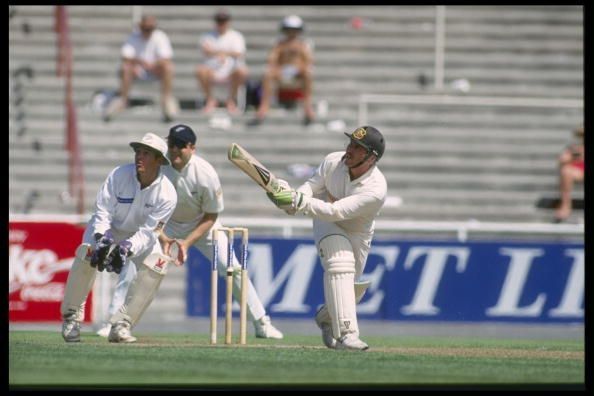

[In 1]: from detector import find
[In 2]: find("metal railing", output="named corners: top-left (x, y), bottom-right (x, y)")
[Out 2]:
top-left (8, 214), bottom-right (583, 242)
top-left (358, 94), bottom-right (583, 126)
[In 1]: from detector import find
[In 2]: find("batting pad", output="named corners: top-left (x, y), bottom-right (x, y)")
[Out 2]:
top-left (319, 235), bottom-right (358, 339)
top-left (60, 243), bottom-right (96, 321)
top-left (110, 263), bottom-right (164, 328)
top-left (315, 280), bottom-right (371, 330)
top-left (143, 252), bottom-right (172, 275)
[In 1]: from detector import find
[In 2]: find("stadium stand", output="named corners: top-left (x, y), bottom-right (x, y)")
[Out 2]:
top-left (9, 6), bottom-right (583, 322)
top-left (9, 5), bottom-right (583, 223)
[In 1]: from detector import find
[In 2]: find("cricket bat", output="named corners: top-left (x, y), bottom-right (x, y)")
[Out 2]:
top-left (228, 142), bottom-right (285, 194)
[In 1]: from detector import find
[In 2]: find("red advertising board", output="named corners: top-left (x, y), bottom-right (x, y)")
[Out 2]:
top-left (9, 222), bottom-right (93, 322)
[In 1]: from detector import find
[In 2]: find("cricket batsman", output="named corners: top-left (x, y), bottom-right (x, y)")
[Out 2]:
top-left (267, 125), bottom-right (387, 350)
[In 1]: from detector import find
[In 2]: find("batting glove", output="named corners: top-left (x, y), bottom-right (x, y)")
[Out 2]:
top-left (275, 179), bottom-right (291, 191)
top-left (104, 240), bottom-right (133, 274)
top-left (90, 230), bottom-right (114, 270)
top-left (266, 189), bottom-right (307, 214)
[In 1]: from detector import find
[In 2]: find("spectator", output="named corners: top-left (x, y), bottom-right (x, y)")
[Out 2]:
top-left (554, 125), bottom-right (584, 223)
top-left (60, 133), bottom-right (177, 343)
top-left (103, 15), bottom-right (178, 122)
top-left (196, 10), bottom-right (248, 115)
top-left (249, 15), bottom-right (315, 126)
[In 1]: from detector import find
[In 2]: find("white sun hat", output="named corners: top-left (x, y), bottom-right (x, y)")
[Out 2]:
top-left (281, 15), bottom-right (304, 30)
top-left (129, 132), bottom-right (171, 165)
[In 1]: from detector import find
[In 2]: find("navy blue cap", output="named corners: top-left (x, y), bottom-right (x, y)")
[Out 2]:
top-left (167, 124), bottom-right (196, 145)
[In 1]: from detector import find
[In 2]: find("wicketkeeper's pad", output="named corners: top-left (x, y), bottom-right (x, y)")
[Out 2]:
top-left (60, 243), bottom-right (96, 321)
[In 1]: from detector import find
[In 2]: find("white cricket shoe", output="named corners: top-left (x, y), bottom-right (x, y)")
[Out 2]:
top-left (336, 333), bottom-right (369, 351)
top-left (96, 322), bottom-right (111, 338)
top-left (314, 309), bottom-right (337, 349)
top-left (62, 316), bottom-right (80, 343)
top-left (254, 315), bottom-right (284, 339)
top-left (108, 321), bottom-right (137, 343)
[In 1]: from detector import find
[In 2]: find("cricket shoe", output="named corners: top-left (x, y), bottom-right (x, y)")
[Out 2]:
top-left (96, 322), bottom-right (111, 338)
top-left (314, 307), bottom-right (337, 349)
top-left (62, 315), bottom-right (81, 343)
top-left (108, 321), bottom-right (137, 343)
top-left (336, 333), bottom-right (369, 351)
top-left (254, 315), bottom-right (284, 339)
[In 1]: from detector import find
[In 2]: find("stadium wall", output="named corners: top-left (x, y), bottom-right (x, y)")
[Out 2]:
top-left (8, 216), bottom-right (583, 324)
top-left (187, 237), bottom-right (583, 324)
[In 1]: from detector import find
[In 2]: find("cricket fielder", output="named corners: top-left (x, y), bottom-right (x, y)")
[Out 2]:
top-left (268, 126), bottom-right (387, 350)
top-left (161, 124), bottom-right (283, 339)
top-left (60, 133), bottom-right (177, 343)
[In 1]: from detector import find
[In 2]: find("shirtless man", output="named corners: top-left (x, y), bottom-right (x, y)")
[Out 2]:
top-left (250, 15), bottom-right (315, 125)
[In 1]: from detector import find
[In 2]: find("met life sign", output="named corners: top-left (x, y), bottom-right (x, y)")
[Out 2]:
top-left (187, 238), bottom-right (583, 323)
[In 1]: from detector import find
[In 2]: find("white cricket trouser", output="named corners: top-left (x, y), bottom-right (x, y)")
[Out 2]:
top-left (313, 219), bottom-right (373, 279)
top-left (106, 261), bottom-right (138, 318)
top-left (68, 225), bottom-right (161, 322)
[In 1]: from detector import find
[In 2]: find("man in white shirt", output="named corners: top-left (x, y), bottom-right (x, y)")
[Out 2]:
top-left (196, 10), bottom-right (248, 115)
top-left (267, 126), bottom-right (387, 350)
top-left (104, 15), bottom-right (178, 122)
top-left (162, 124), bottom-right (283, 339)
top-left (61, 133), bottom-right (178, 343)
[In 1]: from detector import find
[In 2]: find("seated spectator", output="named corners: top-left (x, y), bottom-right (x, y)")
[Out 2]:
top-left (104, 15), bottom-right (178, 122)
top-left (249, 15), bottom-right (315, 126)
top-left (554, 125), bottom-right (584, 223)
top-left (196, 10), bottom-right (248, 115)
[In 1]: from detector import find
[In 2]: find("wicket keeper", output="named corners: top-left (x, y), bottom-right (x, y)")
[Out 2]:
top-left (60, 133), bottom-right (177, 343)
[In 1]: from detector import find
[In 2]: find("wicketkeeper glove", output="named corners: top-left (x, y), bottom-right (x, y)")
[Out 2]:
top-left (266, 189), bottom-right (308, 215)
top-left (103, 240), bottom-right (133, 274)
top-left (90, 230), bottom-right (114, 271)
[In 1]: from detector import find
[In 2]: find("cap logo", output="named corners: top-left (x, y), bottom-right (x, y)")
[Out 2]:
top-left (175, 126), bottom-right (185, 133)
top-left (353, 127), bottom-right (367, 140)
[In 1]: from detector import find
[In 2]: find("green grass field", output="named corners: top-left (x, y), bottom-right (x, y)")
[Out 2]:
top-left (9, 331), bottom-right (584, 389)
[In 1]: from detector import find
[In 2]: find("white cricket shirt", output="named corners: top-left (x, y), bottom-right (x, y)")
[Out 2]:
top-left (161, 155), bottom-right (224, 235)
top-left (121, 29), bottom-right (173, 63)
top-left (297, 151), bottom-right (387, 235)
top-left (90, 163), bottom-right (177, 257)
